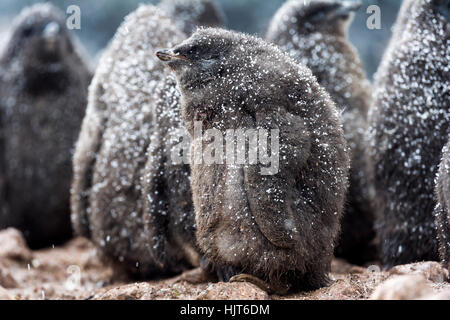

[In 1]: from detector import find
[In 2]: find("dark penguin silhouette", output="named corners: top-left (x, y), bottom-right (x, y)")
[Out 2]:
top-left (158, 0), bottom-right (226, 35)
top-left (157, 28), bottom-right (350, 294)
top-left (435, 140), bottom-right (450, 270)
top-left (368, 0), bottom-right (450, 267)
top-left (71, 5), bottom-right (198, 278)
top-left (0, 4), bottom-right (92, 248)
top-left (266, 0), bottom-right (376, 264)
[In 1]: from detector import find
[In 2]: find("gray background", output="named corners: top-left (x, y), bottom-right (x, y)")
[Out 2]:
top-left (0, 0), bottom-right (403, 79)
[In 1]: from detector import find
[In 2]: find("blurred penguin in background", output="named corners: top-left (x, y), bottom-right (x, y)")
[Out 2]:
top-left (158, 0), bottom-right (226, 35)
top-left (0, 3), bottom-right (92, 248)
top-left (368, 0), bottom-right (450, 267)
top-left (373, 0), bottom-right (416, 90)
top-left (0, 27), bottom-right (9, 56)
top-left (435, 139), bottom-right (450, 270)
top-left (71, 5), bottom-right (201, 279)
top-left (266, 0), bottom-right (376, 264)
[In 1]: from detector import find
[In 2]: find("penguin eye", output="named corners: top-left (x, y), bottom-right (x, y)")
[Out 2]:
top-left (202, 53), bottom-right (220, 61)
top-left (173, 45), bottom-right (199, 58)
top-left (187, 45), bottom-right (199, 55)
top-left (309, 11), bottom-right (326, 22)
top-left (22, 26), bottom-right (34, 38)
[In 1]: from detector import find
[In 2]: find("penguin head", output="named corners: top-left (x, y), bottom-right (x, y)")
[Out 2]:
top-left (274, 0), bottom-right (361, 36)
top-left (158, 0), bottom-right (226, 36)
top-left (432, 0), bottom-right (450, 21)
top-left (4, 4), bottom-right (74, 69)
top-left (156, 28), bottom-right (234, 90)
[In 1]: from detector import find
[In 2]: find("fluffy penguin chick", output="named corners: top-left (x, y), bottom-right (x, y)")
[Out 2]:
top-left (435, 140), bottom-right (450, 270)
top-left (368, 0), bottom-right (450, 267)
top-left (266, 0), bottom-right (375, 264)
top-left (158, 0), bottom-right (226, 35)
top-left (71, 5), bottom-right (195, 278)
top-left (157, 28), bottom-right (350, 294)
top-left (0, 3), bottom-right (92, 248)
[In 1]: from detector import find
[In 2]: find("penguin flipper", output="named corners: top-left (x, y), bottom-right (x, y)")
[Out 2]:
top-left (244, 111), bottom-right (311, 249)
top-left (244, 165), bottom-right (299, 249)
top-left (143, 128), bottom-right (170, 269)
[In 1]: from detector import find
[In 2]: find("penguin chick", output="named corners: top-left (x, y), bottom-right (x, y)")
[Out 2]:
top-left (157, 28), bottom-right (350, 294)
top-left (158, 0), bottom-right (226, 35)
top-left (368, 0), bottom-right (450, 267)
top-left (435, 140), bottom-right (450, 270)
top-left (266, 0), bottom-right (376, 264)
top-left (0, 3), bottom-right (92, 248)
top-left (71, 5), bottom-right (196, 278)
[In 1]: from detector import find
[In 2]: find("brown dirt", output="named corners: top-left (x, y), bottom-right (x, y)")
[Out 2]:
top-left (0, 228), bottom-right (449, 300)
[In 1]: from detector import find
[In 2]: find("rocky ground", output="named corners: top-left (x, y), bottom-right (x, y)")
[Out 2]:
top-left (0, 228), bottom-right (449, 300)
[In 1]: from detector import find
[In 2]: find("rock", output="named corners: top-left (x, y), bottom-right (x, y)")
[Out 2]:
top-left (95, 274), bottom-right (267, 300)
top-left (0, 268), bottom-right (17, 288)
top-left (421, 290), bottom-right (450, 300)
top-left (93, 282), bottom-right (148, 300)
top-left (331, 259), bottom-right (368, 274)
top-left (304, 274), bottom-right (385, 300)
top-left (196, 282), bottom-right (269, 300)
top-left (370, 275), bottom-right (432, 300)
top-left (170, 267), bottom-right (216, 285)
top-left (0, 228), bottom-right (32, 262)
top-left (325, 277), bottom-right (371, 300)
top-left (93, 281), bottom-right (208, 300)
top-left (69, 237), bottom-right (94, 251)
top-left (390, 262), bottom-right (449, 283)
top-left (0, 286), bottom-right (12, 300)
top-left (1, 236), bottom-right (449, 300)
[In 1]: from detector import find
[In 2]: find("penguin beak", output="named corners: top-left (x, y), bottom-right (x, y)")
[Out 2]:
top-left (156, 49), bottom-right (189, 62)
top-left (42, 21), bottom-right (60, 50)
